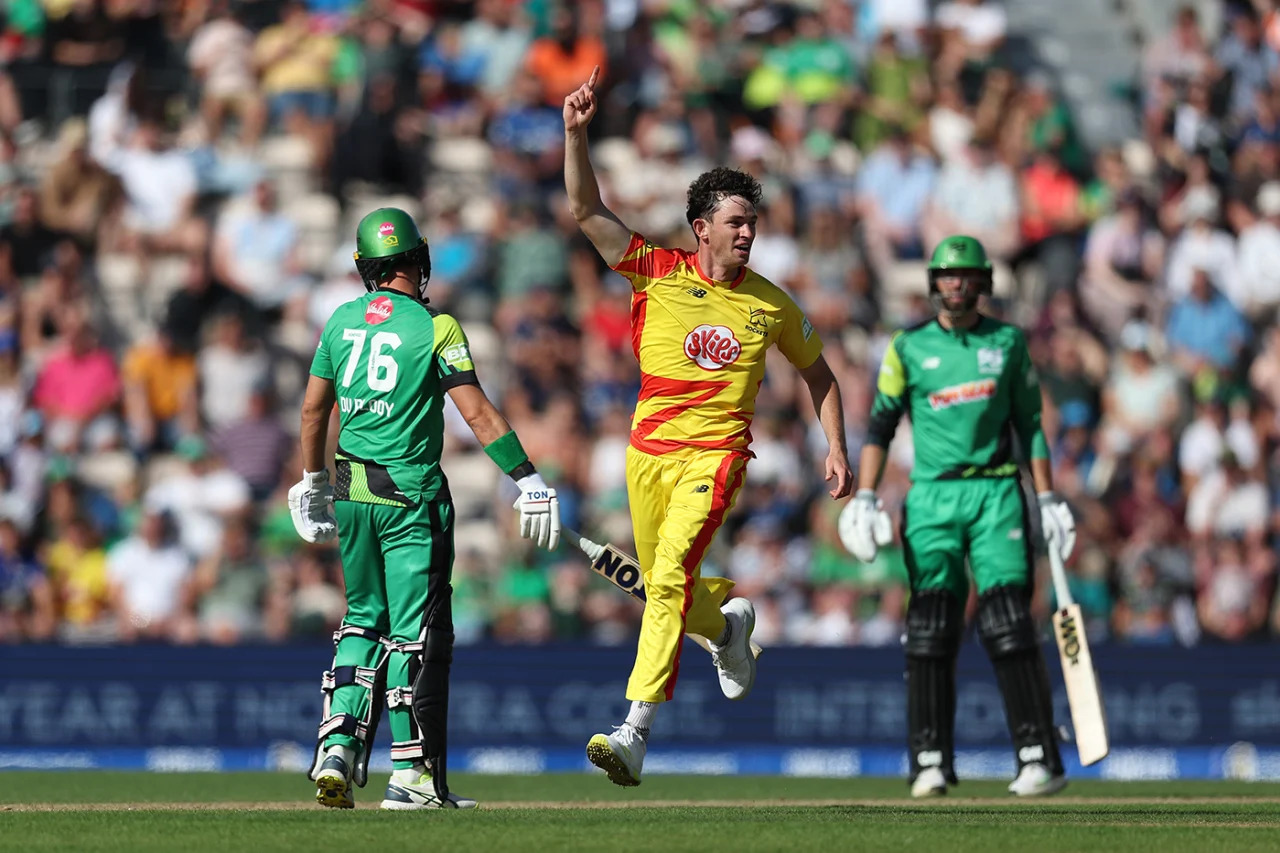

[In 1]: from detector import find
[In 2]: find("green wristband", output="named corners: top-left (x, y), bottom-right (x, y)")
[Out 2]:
top-left (483, 430), bottom-right (530, 475)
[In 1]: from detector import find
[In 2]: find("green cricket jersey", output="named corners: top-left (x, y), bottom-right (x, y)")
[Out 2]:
top-left (867, 315), bottom-right (1048, 482)
top-left (310, 291), bottom-right (478, 506)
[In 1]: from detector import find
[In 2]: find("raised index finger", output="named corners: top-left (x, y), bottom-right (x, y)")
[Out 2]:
top-left (586, 65), bottom-right (600, 90)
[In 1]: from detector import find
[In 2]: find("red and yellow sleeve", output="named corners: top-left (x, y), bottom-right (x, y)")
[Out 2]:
top-left (610, 232), bottom-right (684, 293)
top-left (776, 296), bottom-right (823, 369)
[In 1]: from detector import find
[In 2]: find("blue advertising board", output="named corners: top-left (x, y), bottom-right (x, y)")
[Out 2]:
top-left (1, 642), bottom-right (1277, 780)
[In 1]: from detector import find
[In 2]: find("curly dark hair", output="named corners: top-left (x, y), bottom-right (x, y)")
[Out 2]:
top-left (685, 167), bottom-right (764, 227)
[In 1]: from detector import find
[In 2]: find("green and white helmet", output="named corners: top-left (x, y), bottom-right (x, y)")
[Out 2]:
top-left (927, 235), bottom-right (992, 316)
top-left (353, 207), bottom-right (432, 300)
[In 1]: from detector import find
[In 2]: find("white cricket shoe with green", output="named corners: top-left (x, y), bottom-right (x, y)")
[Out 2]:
top-left (380, 766), bottom-right (478, 809)
top-left (587, 724), bottom-right (646, 787)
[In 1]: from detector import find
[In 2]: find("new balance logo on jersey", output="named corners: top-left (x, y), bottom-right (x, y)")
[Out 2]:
top-left (686, 286), bottom-right (708, 298)
top-left (927, 379), bottom-right (996, 411)
top-left (693, 485), bottom-right (710, 493)
top-left (922, 356), bottom-right (941, 370)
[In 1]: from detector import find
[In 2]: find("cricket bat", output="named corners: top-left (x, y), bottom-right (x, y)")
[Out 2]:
top-left (1047, 546), bottom-right (1109, 766)
top-left (563, 527), bottom-right (763, 660)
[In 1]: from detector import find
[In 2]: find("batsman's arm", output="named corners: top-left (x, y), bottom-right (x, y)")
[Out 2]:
top-left (300, 374), bottom-right (337, 474)
top-left (447, 383), bottom-right (538, 481)
top-left (1010, 332), bottom-right (1054, 493)
top-left (860, 332), bottom-right (907, 492)
top-left (798, 355), bottom-right (852, 499)
top-left (564, 66), bottom-right (632, 268)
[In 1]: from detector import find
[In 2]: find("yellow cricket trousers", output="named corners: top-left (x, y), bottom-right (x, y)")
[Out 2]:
top-left (624, 444), bottom-right (748, 702)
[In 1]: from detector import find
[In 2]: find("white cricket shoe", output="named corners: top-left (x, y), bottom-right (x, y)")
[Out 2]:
top-left (380, 766), bottom-right (478, 809)
top-left (314, 754), bottom-right (354, 809)
top-left (708, 598), bottom-right (757, 700)
top-left (587, 724), bottom-right (646, 787)
top-left (911, 767), bottom-right (948, 798)
top-left (1008, 763), bottom-right (1067, 797)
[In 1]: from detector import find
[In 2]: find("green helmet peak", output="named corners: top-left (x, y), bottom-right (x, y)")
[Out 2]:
top-left (927, 235), bottom-right (992, 317)
top-left (353, 207), bottom-right (432, 298)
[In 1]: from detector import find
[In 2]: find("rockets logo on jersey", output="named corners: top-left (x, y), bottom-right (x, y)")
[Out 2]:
top-left (365, 295), bottom-right (394, 324)
top-left (684, 324), bottom-right (742, 370)
top-left (927, 379), bottom-right (996, 411)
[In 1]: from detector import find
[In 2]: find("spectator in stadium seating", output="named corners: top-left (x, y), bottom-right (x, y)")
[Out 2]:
top-left (1249, 325), bottom-right (1280, 410)
top-left (790, 205), bottom-right (875, 332)
top-left (163, 253), bottom-right (251, 346)
top-left (191, 515), bottom-right (269, 643)
top-left (47, 0), bottom-right (127, 114)
top-left (1164, 188), bottom-right (1242, 307)
top-left (856, 126), bottom-right (935, 272)
top-left (105, 116), bottom-right (206, 257)
top-left (0, 186), bottom-right (62, 281)
top-left (934, 0), bottom-right (1007, 100)
top-left (197, 309), bottom-right (272, 430)
top-left (461, 0), bottom-right (532, 102)
top-left (330, 73), bottom-right (424, 198)
top-left (41, 514), bottom-right (110, 641)
top-left (1098, 320), bottom-right (1182, 459)
top-left (1113, 551), bottom-right (1178, 644)
top-left (210, 379), bottom-right (292, 504)
top-left (212, 178), bottom-right (309, 321)
top-left (254, 1), bottom-right (338, 132)
top-left (1164, 267), bottom-right (1252, 377)
top-left (523, 4), bottom-right (607, 108)
top-left (38, 118), bottom-right (121, 247)
top-left (1197, 535), bottom-right (1269, 641)
top-left (121, 324), bottom-right (199, 457)
top-left (1213, 6), bottom-right (1277, 130)
top-left (187, 0), bottom-right (266, 148)
top-left (0, 517), bottom-right (55, 641)
top-left (855, 31), bottom-right (930, 153)
top-left (1141, 5), bottom-right (1211, 128)
top-left (1186, 450), bottom-right (1270, 545)
top-left (1015, 147), bottom-right (1084, 295)
top-left (107, 503), bottom-right (194, 642)
top-left (1234, 181), bottom-right (1280, 320)
top-left (925, 78), bottom-right (974, 165)
top-left (144, 435), bottom-right (252, 560)
top-left (31, 309), bottom-right (121, 454)
top-left (920, 136), bottom-right (1019, 261)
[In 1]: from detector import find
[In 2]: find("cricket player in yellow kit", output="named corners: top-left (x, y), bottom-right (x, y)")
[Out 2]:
top-left (564, 67), bottom-right (853, 786)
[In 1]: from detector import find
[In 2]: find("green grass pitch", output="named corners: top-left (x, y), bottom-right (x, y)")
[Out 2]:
top-left (1, 772), bottom-right (1278, 852)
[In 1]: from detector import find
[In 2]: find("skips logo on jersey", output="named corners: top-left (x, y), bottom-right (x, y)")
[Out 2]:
top-left (379, 221), bottom-right (399, 248)
top-left (365, 295), bottom-right (394, 324)
top-left (928, 379), bottom-right (997, 411)
top-left (977, 347), bottom-right (1004, 375)
top-left (684, 324), bottom-right (742, 370)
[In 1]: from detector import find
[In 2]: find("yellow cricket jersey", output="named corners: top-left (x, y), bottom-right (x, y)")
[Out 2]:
top-left (612, 232), bottom-right (823, 458)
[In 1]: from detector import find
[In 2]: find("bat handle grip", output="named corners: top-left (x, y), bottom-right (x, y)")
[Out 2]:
top-left (1047, 547), bottom-right (1074, 609)
top-left (562, 526), bottom-right (605, 562)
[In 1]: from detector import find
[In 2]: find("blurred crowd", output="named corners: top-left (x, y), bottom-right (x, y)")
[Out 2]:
top-left (0, 0), bottom-right (1278, 648)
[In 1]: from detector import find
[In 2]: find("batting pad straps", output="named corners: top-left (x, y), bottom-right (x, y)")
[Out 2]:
top-left (975, 584), bottom-right (1038, 658)
top-left (483, 430), bottom-right (532, 477)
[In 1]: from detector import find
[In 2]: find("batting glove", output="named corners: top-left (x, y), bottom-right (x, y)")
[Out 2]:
top-left (838, 489), bottom-right (894, 563)
top-left (288, 469), bottom-right (337, 544)
top-left (1038, 491), bottom-right (1076, 563)
top-left (514, 472), bottom-right (560, 550)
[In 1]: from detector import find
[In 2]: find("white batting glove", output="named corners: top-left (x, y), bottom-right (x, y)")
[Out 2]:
top-left (514, 472), bottom-right (560, 550)
top-left (288, 470), bottom-right (337, 544)
top-left (838, 489), bottom-right (894, 563)
top-left (1038, 491), bottom-right (1076, 563)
